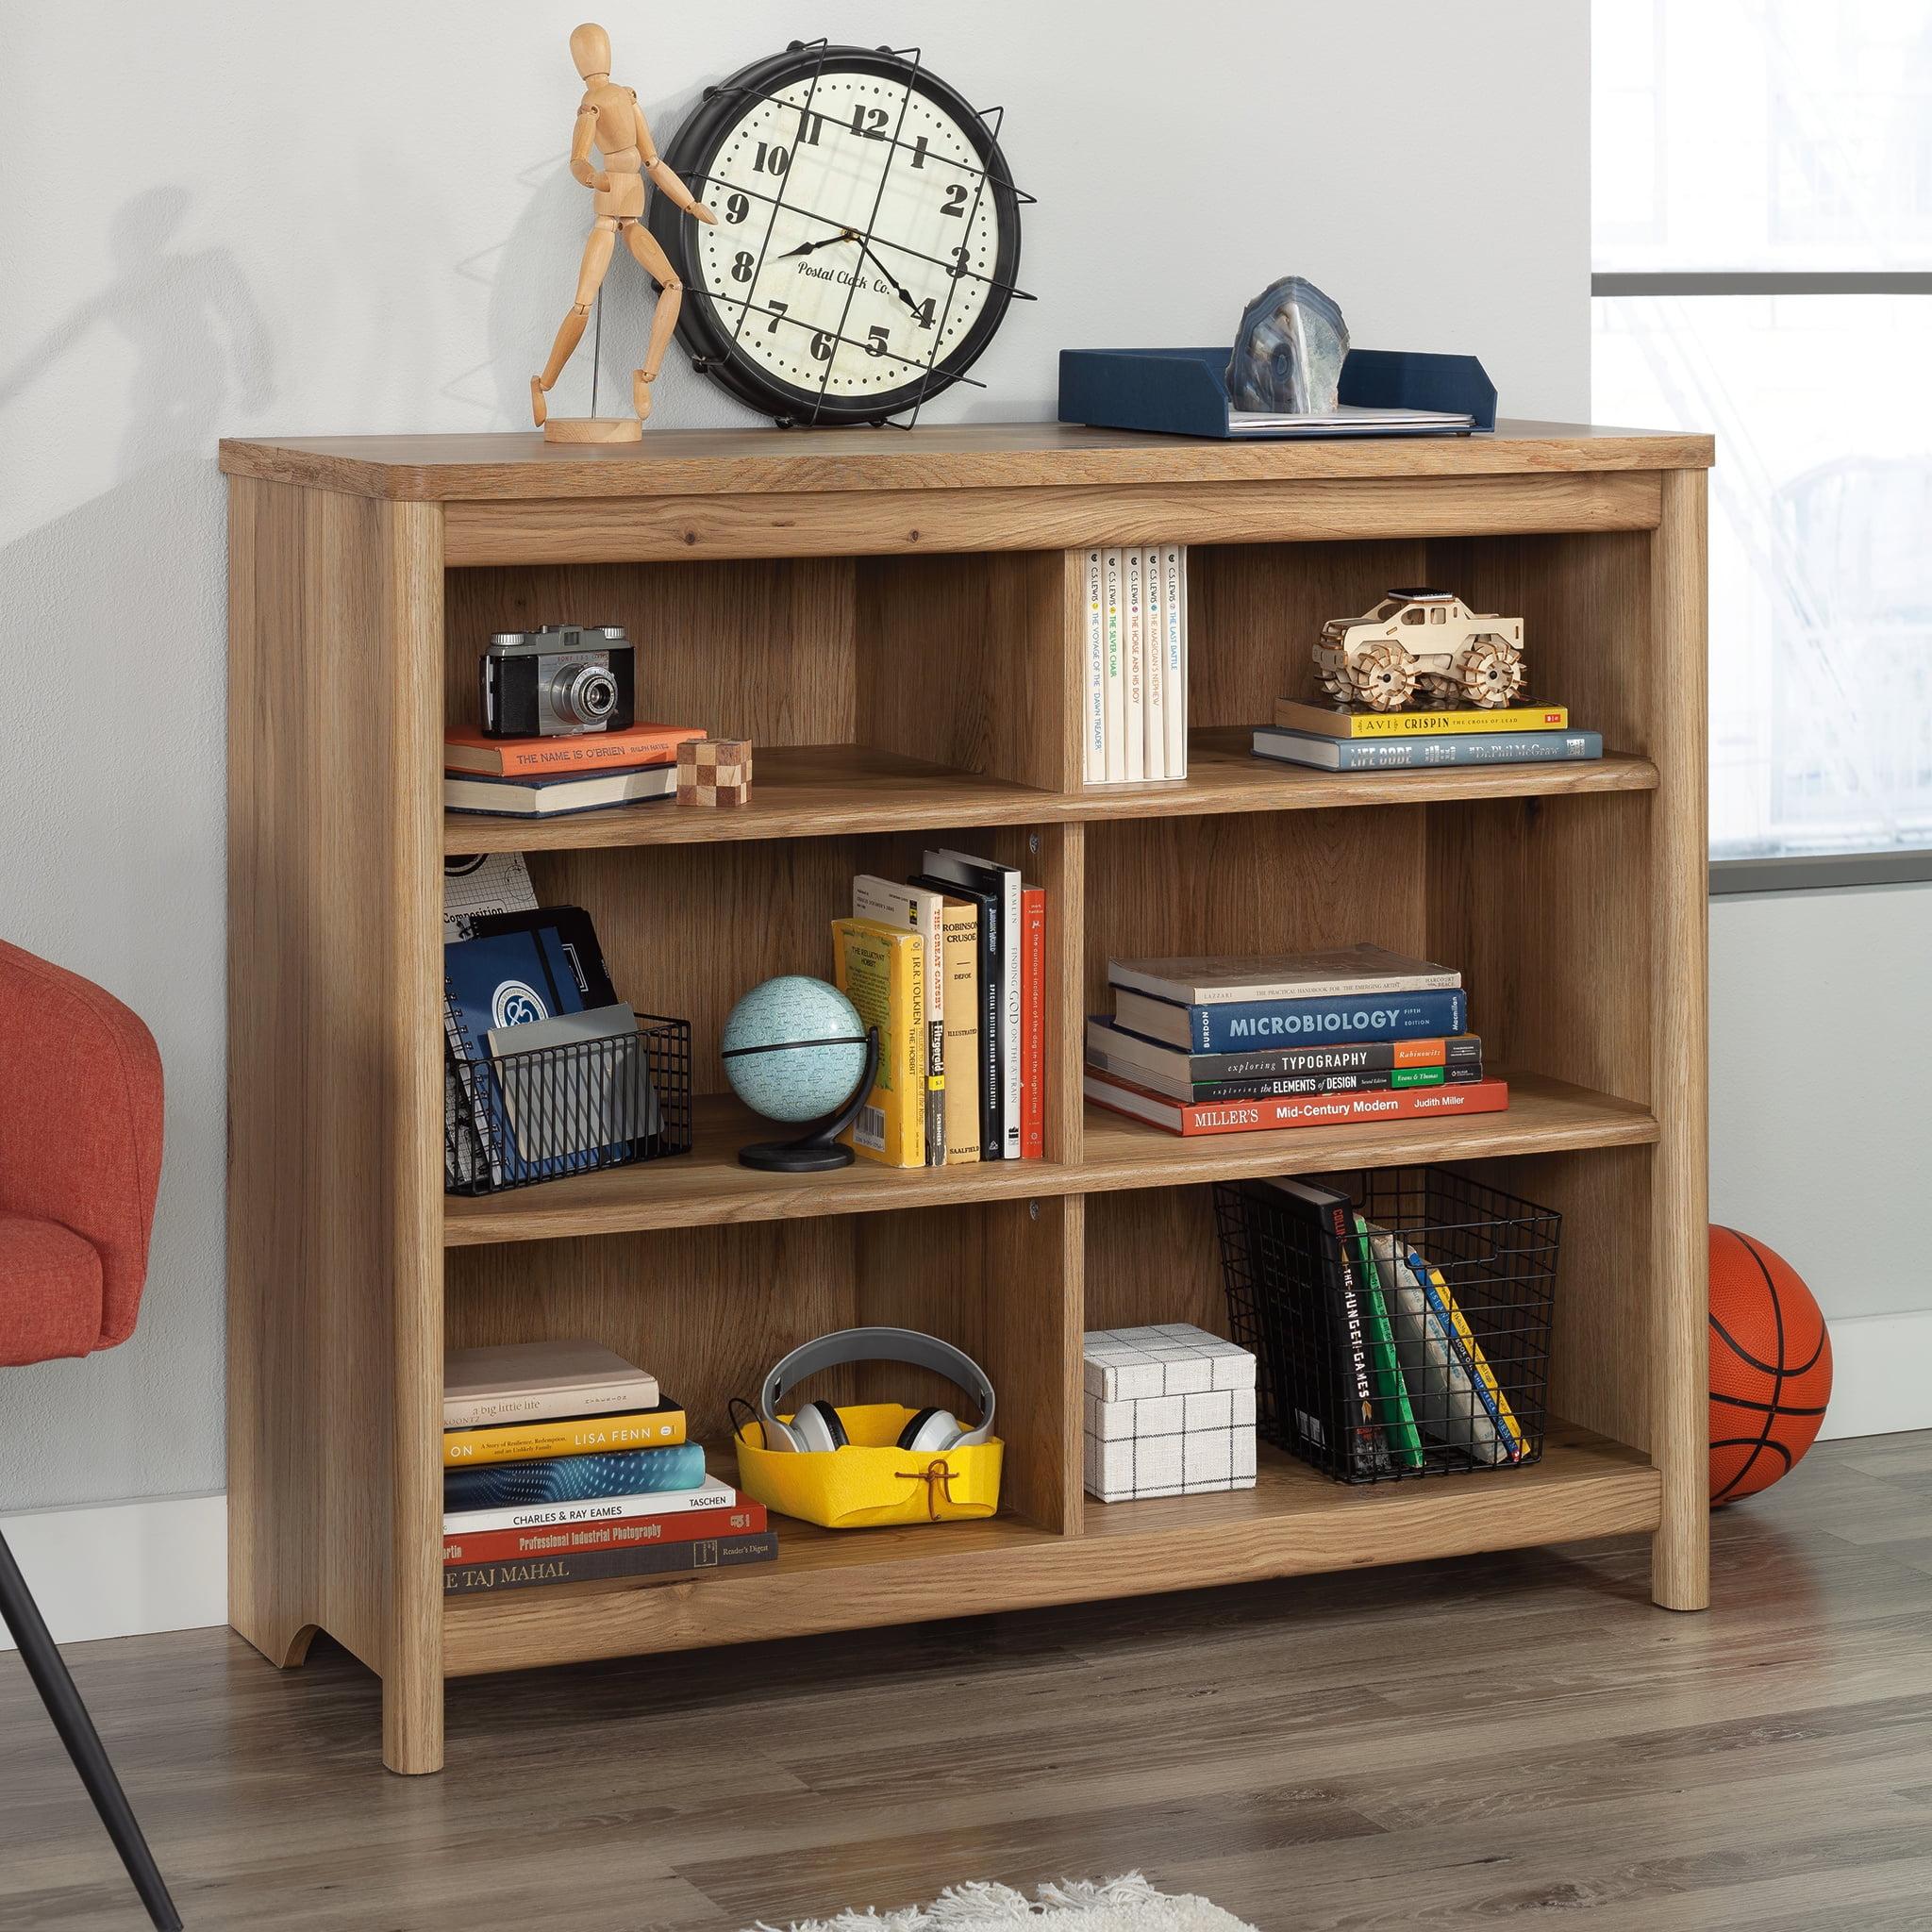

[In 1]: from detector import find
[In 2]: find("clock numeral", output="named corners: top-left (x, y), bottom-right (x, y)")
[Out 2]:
top-left (731, 251), bottom-right (755, 283)
top-left (866, 325), bottom-right (891, 358)
top-left (909, 135), bottom-right (929, 170)
top-left (796, 108), bottom-right (824, 145)
top-left (912, 296), bottom-right (937, 331)
top-left (941, 182), bottom-right (970, 219)
top-left (850, 104), bottom-right (890, 140)
top-left (724, 192), bottom-right (751, 225)
top-left (754, 141), bottom-right (791, 176)
top-left (763, 300), bottom-right (789, 334)
top-left (947, 245), bottom-right (971, 280)
top-left (810, 330), bottom-right (835, 362)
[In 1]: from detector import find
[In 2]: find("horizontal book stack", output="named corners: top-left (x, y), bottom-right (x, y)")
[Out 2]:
top-left (442, 1341), bottom-right (774, 1593)
top-left (1084, 545), bottom-right (1189, 784)
top-left (1083, 943), bottom-right (1507, 1137)
top-left (832, 847), bottom-right (1047, 1168)
top-left (1255, 698), bottom-right (1602, 773)
top-left (444, 722), bottom-right (705, 818)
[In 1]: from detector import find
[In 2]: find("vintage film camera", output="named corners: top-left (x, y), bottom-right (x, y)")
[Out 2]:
top-left (481, 625), bottom-right (637, 738)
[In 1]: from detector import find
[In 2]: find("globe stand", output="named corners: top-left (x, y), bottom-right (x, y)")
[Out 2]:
top-left (737, 1027), bottom-right (880, 1173)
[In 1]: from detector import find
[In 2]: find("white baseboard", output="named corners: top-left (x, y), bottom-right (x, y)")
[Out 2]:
top-left (1817, 1310), bottom-right (1932, 1442)
top-left (0, 1318), bottom-right (1924, 1656)
top-left (0, 1492), bottom-right (226, 1649)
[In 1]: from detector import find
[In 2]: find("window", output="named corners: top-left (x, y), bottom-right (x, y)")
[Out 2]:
top-left (1591, 2), bottom-right (1932, 871)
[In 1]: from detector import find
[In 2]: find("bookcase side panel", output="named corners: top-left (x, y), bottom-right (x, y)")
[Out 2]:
top-left (1644, 468), bottom-right (1711, 1612)
top-left (225, 480), bottom-right (446, 1769)
top-left (855, 548), bottom-right (1082, 791)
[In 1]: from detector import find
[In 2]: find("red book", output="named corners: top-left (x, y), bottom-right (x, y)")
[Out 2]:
top-left (1083, 1072), bottom-right (1510, 1138)
top-left (445, 722), bottom-right (705, 777)
top-left (1021, 886), bottom-right (1045, 1158)
top-left (441, 1498), bottom-right (766, 1567)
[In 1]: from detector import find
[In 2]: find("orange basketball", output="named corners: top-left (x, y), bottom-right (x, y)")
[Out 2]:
top-left (1708, 1225), bottom-right (1832, 1504)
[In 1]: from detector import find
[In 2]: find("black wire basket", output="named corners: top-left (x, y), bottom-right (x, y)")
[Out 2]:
top-left (445, 1013), bottom-right (693, 1196)
top-left (1213, 1166), bottom-right (1560, 1484)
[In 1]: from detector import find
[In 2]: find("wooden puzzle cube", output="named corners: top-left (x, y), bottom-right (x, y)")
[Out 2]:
top-left (676, 737), bottom-right (754, 807)
top-left (1082, 1324), bottom-right (1257, 1502)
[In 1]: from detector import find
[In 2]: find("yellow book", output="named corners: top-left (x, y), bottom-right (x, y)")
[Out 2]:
top-left (1274, 696), bottom-right (1570, 740)
top-left (833, 917), bottom-right (924, 1167)
top-left (441, 1404), bottom-right (688, 1468)
top-left (1416, 1256), bottom-right (1526, 1459)
top-left (937, 896), bottom-right (981, 1166)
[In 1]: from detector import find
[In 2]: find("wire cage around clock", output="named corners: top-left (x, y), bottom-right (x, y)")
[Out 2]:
top-left (649, 40), bottom-right (1036, 429)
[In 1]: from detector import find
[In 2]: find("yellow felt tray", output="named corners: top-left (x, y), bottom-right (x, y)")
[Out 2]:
top-left (734, 1405), bottom-right (1004, 1530)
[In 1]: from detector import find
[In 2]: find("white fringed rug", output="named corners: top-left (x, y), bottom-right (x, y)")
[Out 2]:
top-left (750, 1873), bottom-right (1257, 1932)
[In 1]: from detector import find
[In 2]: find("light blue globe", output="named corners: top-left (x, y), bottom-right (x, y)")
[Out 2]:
top-left (721, 976), bottom-right (868, 1124)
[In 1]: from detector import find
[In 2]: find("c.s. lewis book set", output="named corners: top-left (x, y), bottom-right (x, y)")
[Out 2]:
top-left (1086, 944), bottom-right (1505, 1138)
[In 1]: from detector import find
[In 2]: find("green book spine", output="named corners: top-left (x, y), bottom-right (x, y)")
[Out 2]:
top-left (1352, 1212), bottom-right (1425, 1469)
top-left (1389, 1066), bottom-right (1446, 1089)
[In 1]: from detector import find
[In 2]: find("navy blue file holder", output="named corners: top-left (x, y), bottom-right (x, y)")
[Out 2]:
top-left (1057, 346), bottom-right (1497, 441)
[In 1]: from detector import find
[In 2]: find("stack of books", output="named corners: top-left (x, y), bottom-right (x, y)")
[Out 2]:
top-left (444, 722), bottom-right (706, 818)
top-left (1083, 545), bottom-right (1189, 784)
top-left (1082, 943), bottom-right (1508, 1138)
top-left (830, 847), bottom-right (1047, 1168)
top-left (442, 1341), bottom-right (774, 1594)
top-left (1254, 697), bottom-right (1602, 772)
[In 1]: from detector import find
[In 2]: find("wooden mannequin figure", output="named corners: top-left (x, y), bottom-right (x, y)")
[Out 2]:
top-left (531, 22), bottom-right (717, 442)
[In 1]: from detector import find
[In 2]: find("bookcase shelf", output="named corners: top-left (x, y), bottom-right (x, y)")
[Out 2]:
top-left (222, 419), bottom-right (1713, 1774)
top-left (444, 733), bottom-right (1659, 855)
top-left (440, 1424), bottom-right (1658, 1678)
top-left (441, 1071), bottom-right (1656, 1246)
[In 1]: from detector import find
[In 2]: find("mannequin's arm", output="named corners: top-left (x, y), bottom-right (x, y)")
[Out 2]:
top-left (637, 104), bottom-right (716, 223)
top-left (570, 102), bottom-right (608, 191)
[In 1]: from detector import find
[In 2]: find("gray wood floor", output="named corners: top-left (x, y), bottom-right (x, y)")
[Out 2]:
top-left (5, 1434), bottom-right (1932, 1931)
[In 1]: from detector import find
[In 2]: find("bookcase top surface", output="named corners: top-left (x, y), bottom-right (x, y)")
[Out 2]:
top-left (218, 419), bottom-right (1714, 503)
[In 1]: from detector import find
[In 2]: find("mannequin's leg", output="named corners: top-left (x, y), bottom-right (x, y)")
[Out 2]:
top-left (532, 219), bottom-right (618, 423)
top-left (622, 221), bottom-right (683, 419)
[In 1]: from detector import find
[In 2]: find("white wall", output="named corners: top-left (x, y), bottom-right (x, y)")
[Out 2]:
top-left (0, 0), bottom-right (1591, 1519)
top-left (1710, 884), bottom-right (1932, 1438)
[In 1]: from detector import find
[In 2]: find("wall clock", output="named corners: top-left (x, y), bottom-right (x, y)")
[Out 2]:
top-left (648, 42), bottom-right (1029, 426)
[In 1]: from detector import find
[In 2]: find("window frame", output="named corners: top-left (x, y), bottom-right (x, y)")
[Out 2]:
top-left (1591, 265), bottom-right (1932, 894)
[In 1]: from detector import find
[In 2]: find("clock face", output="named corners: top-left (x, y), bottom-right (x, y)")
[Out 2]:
top-left (650, 47), bottom-right (1023, 425)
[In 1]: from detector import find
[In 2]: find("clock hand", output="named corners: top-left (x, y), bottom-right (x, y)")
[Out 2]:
top-left (770, 226), bottom-right (858, 262)
top-left (849, 235), bottom-right (922, 315)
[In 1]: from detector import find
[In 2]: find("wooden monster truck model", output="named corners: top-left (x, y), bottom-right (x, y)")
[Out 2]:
top-left (1313, 589), bottom-right (1527, 711)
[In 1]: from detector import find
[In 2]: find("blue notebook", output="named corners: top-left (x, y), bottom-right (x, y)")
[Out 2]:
top-left (443, 907), bottom-right (625, 1188)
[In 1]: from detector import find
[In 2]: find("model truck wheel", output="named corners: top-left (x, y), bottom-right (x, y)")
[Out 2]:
top-left (1457, 635), bottom-right (1526, 708)
top-left (1349, 641), bottom-right (1418, 710)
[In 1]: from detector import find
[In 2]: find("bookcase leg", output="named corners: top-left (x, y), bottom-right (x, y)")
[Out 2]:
top-left (382, 1666), bottom-right (444, 1775)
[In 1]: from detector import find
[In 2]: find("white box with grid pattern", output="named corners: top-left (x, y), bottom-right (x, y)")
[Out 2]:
top-left (1082, 1324), bottom-right (1257, 1502)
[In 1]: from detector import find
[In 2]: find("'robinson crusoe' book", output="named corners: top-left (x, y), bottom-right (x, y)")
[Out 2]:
top-left (442, 1339), bottom-right (659, 1429)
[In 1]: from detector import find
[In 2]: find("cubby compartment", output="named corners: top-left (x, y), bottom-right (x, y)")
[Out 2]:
top-left (442, 550), bottom-right (1079, 851)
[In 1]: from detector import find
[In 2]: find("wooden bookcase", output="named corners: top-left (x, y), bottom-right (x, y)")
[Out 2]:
top-left (219, 421), bottom-right (1713, 1774)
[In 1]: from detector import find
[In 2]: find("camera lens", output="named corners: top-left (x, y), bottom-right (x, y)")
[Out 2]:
top-left (556, 662), bottom-right (619, 725)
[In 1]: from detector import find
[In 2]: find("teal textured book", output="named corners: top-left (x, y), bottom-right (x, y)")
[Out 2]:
top-left (1253, 726), bottom-right (1604, 771)
top-left (442, 1441), bottom-right (707, 1512)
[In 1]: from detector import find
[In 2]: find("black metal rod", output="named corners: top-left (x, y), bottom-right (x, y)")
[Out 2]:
top-left (0, 1531), bottom-right (182, 1929)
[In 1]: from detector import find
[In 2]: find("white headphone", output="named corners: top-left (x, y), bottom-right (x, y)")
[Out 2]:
top-left (754, 1326), bottom-right (997, 1455)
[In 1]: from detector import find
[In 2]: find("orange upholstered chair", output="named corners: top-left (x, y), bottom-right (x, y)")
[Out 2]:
top-left (0, 939), bottom-right (180, 1929)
